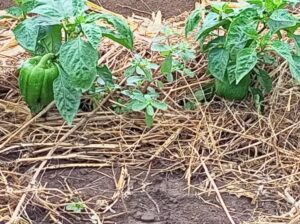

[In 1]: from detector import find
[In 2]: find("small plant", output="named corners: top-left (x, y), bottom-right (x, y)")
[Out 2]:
top-left (122, 87), bottom-right (168, 127)
top-left (151, 26), bottom-right (196, 82)
top-left (66, 199), bottom-right (85, 213)
top-left (2, 0), bottom-right (133, 124)
top-left (185, 0), bottom-right (300, 111)
top-left (124, 54), bottom-right (159, 87)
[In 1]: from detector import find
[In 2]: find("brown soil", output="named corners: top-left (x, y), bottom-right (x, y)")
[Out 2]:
top-left (0, 0), bottom-right (195, 18)
top-left (98, 0), bottom-right (195, 18)
top-left (26, 167), bottom-right (276, 224)
top-left (0, 0), bottom-right (13, 10)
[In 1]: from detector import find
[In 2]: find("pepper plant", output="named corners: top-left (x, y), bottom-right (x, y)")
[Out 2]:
top-left (185, 0), bottom-right (300, 110)
top-left (2, 0), bottom-right (133, 125)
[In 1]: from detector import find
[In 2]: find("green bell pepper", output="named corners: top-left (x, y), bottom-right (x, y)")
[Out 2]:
top-left (19, 53), bottom-right (59, 113)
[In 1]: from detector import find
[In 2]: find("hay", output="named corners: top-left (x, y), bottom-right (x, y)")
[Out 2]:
top-left (0, 4), bottom-right (300, 224)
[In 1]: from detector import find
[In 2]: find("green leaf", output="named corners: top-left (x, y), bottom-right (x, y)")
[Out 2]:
top-left (151, 101), bottom-right (168, 110)
top-left (226, 8), bottom-right (258, 52)
top-left (146, 105), bottom-right (154, 116)
top-left (97, 65), bottom-right (114, 86)
top-left (132, 101), bottom-right (148, 111)
top-left (72, 0), bottom-right (87, 14)
top-left (124, 66), bottom-right (136, 78)
top-left (265, 0), bottom-right (278, 12)
top-left (145, 113), bottom-right (154, 127)
top-left (81, 23), bottom-right (102, 49)
top-left (208, 47), bottom-right (229, 81)
top-left (204, 36), bottom-right (226, 52)
top-left (271, 40), bottom-right (293, 61)
top-left (257, 70), bottom-right (272, 93)
top-left (136, 66), bottom-right (146, 76)
top-left (293, 35), bottom-right (300, 56)
top-left (289, 55), bottom-right (300, 84)
top-left (235, 48), bottom-right (257, 84)
top-left (59, 38), bottom-right (98, 91)
top-left (272, 41), bottom-right (300, 83)
top-left (6, 6), bottom-right (23, 16)
top-left (196, 12), bottom-right (229, 42)
top-left (20, 0), bottom-right (36, 13)
top-left (65, 201), bottom-right (85, 213)
top-left (183, 68), bottom-right (195, 78)
top-left (92, 14), bottom-right (134, 50)
top-left (246, 0), bottom-right (263, 6)
top-left (54, 68), bottom-right (82, 126)
top-left (227, 61), bottom-right (236, 84)
top-left (39, 25), bottom-right (62, 54)
top-left (267, 9), bottom-right (298, 33)
top-left (160, 55), bottom-right (172, 75)
top-left (127, 76), bottom-right (143, 85)
top-left (31, 0), bottom-right (74, 19)
top-left (185, 8), bottom-right (202, 36)
top-left (151, 43), bottom-right (171, 52)
top-left (13, 18), bottom-right (40, 52)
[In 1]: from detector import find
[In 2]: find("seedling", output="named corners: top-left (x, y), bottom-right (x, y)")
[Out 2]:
top-left (66, 200), bottom-right (85, 213)
top-left (122, 87), bottom-right (168, 127)
top-left (151, 26), bottom-right (196, 82)
top-left (124, 54), bottom-right (159, 87)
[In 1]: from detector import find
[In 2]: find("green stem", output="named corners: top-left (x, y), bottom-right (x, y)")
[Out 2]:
top-left (37, 53), bottom-right (55, 68)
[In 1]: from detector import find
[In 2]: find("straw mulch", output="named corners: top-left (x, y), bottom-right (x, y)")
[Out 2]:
top-left (0, 3), bottom-right (300, 224)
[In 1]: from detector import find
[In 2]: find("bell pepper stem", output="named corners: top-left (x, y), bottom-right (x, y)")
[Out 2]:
top-left (37, 53), bottom-right (55, 68)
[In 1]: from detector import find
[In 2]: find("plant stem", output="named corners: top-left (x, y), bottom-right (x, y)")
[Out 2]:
top-left (37, 53), bottom-right (55, 68)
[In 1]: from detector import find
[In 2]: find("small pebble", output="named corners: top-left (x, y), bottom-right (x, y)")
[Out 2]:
top-left (140, 212), bottom-right (156, 222)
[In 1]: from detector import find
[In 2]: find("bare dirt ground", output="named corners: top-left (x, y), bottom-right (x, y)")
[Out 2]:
top-left (0, 0), bottom-right (196, 18)
top-left (1, 1), bottom-right (300, 224)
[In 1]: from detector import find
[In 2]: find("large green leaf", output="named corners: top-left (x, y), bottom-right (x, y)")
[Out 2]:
top-left (272, 40), bottom-right (300, 83)
top-left (235, 48), bottom-right (257, 84)
top-left (208, 47), bottom-right (229, 81)
top-left (226, 8), bottom-right (258, 52)
top-left (59, 38), bottom-right (98, 91)
top-left (13, 18), bottom-right (40, 52)
top-left (54, 68), bottom-right (82, 126)
top-left (271, 40), bottom-right (293, 61)
top-left (267, 9), bottom-right (298, 33)
top-left (185, 8), bottom-right (202, 36)
top-left (89, 14), bottom-right (134, 50)
top-left (31, 0), bottom-right (74, 19)
top-left (196, 12), bottom-right (229, 42)
top-left (81, 23), bottom-right (102, 49)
